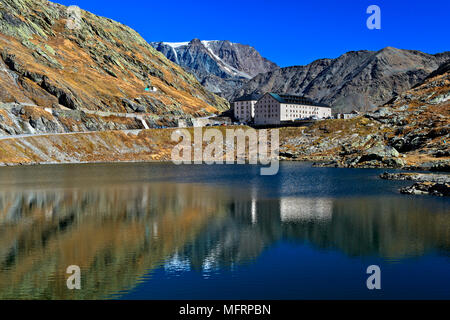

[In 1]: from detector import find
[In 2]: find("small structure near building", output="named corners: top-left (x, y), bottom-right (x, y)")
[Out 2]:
top-left (335, 110), bottom-right (360, 119)
top-left (179, 116), bottom-right (232, 128)
top-left (145, 86), bottom-right (158, 92)
top-left (233, 94), bottom-right (262, 123)
top-left (254, 93), bottom-right (331, 125)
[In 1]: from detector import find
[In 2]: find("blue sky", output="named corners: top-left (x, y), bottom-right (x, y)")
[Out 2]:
top-left (56, 0), bottom-right (449, 67)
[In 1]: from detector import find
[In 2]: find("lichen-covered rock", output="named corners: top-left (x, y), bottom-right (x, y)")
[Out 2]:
top-left (359, 143), bottom-right (399, 161)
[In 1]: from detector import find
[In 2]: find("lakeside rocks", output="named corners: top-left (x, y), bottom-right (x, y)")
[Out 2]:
top-left (405, 160), bottom-right (450, 172)
top-left (353, 143), bottom-right (405, 168)
top-left (380, 172), bottom-right (450, 183)
top-left (400, 182), bottom-right (450, 197)
top-left (380, 171), bottom-right (450, 196)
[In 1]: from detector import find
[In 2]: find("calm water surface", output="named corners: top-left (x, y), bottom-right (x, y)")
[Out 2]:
top-left (0, 162), bottom-right (448, 299)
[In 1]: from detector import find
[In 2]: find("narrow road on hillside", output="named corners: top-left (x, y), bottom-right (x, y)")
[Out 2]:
top-left (0, 129), bottom-right (146, 141)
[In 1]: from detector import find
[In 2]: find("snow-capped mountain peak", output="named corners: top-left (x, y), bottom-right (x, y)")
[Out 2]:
top-left (150, 39), bottom-right (278, 98)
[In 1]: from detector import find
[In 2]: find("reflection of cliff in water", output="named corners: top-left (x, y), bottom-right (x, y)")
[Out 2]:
top-left (0, 177), bottom-right (448, 299)
top-left (0, 183), bottom-right (229, 299)
top-left (176, 195), bottom-right (450, 270)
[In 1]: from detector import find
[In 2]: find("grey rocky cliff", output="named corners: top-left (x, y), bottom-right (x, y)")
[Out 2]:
top-left (151, 39), bottom-right (278, 99)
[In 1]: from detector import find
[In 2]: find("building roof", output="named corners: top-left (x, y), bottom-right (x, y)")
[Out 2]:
top-left (268, 93), bottom-right (330, 108)
top-left (233, 93), bottom-right (263, 102)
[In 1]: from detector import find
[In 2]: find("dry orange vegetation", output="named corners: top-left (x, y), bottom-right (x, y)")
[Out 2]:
top-left (0, 126), bottom-right (272, 165)
top-left (0, 129), bottom-right (173, 165)
top-left (0, 0), bottom-right (228, 118)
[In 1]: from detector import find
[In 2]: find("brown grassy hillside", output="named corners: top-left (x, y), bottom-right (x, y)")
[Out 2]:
top-left (0, 0), bottom-right (228, 117)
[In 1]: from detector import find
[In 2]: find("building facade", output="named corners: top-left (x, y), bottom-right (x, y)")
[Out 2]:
top-left (254, 93), bottom-right (331, 125)
top-left (233, 94), bottom-right (262, 123)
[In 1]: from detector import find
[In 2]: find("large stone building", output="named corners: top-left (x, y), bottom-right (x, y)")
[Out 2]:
top-left (233, 94), bottom-right (262, 123)
top-left (254, 93), bottom-right (331, 125)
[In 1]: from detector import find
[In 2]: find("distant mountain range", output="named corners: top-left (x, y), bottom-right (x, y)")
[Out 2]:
top-left (150, 39), bottom-right (278, 98)
top-left (152, 40), bottom-right (450, 113)
top-left (2, 0), bottom-right (448, 119)
top-left (233, 47), bottom-right (450, 113)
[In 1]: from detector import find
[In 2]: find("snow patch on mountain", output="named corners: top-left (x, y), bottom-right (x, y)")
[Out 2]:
top-left (151, 39), bottom-right (278, 98)
top-left (201, 41), bottom-right (251, 79)
top-left (164, 42), bottom-right (189, 48)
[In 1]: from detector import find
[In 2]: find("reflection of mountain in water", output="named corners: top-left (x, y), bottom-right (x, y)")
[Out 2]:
top-left (177, 195), bottom-right (450, 271)
top-left (283, 197), bottom-right (449, 258)
top-left (0, 184), bottom-right (229, 299)
top-left (0, 179), bottom-right (448, 299)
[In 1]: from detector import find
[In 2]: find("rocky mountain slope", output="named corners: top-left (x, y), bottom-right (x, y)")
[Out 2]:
top-left (151, 39), bottom-right (278, 98)
top-left (234, 47), bottom-right (450, 113)
top-left (279, 59), bottom-right (450, 171)
top-left (0, 129), bottom-right (175, 165)
top-left (0, 0), bottom-right (228, 135)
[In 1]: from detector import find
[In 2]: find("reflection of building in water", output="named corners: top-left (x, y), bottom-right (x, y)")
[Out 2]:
top-left (232, 189), bottom-right (260, 225)
top-left (251, 186), bottom-right (257, 225)
top-left (178, 196), bottom-right (283, 272)
top-left (251, 199), bottom-right (257, 224)
top-left (171, 193), bottom-right (450, 275)
top-left (202, 243), bottom-right (222, 275)
top-left (280, 198), bottom-right (333, 222)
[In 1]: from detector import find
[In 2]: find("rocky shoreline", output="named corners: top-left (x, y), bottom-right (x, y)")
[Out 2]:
top-left (380, 172), bottom-right (450, 197)
top-left (379, 172), bottom-right (450, 183)
top-left (400, 182), bottom-right (450, 196)
top-left (311, 158), bottom-right (450, 172)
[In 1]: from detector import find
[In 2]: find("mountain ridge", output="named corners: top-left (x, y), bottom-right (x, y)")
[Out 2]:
top-left (233, 47), bottom-right (450, 113)
top-left (0, 0), bottom-right (229, 125)
top-left (151, 39), bottom-right (278, 98)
